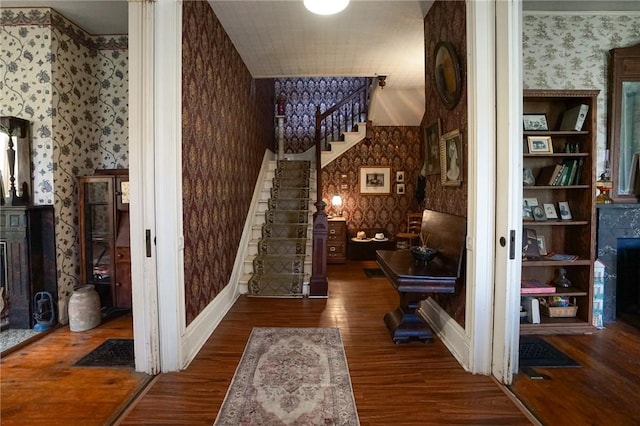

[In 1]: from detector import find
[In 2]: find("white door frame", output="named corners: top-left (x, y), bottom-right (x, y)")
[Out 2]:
top-left (128, 0), bottom-right (185, 374)
top-left (465, 0), bottom-right (497, 374)
top-left (492, 0), bottom-right (523, 384)
top-left (129, 0), bottom-right (160, 375)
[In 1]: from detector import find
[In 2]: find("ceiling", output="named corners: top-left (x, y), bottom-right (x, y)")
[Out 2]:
top-left (2, 1), bottom-right (638, 90)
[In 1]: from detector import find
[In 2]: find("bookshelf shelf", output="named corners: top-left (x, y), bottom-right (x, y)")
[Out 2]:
top-left (521, 89), bottom-right (598, 335)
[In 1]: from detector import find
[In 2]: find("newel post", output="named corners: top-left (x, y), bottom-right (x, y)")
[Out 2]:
top-left (309, 200), bottom-right (328, 298)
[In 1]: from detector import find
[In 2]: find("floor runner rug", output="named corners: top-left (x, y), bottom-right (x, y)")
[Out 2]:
top-left (519, 336), bottom-right (580, 368)
top-left (74, 338), bottom-right (134, 368)
top-left (214, 327), bottom-right (360, 425)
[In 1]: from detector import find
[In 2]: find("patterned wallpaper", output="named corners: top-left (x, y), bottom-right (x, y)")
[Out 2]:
top-left (1, 8), bottom-right (128, 320)
top-left (274, 77), bottom-right (367, 154)
top-left (423, 0), bottom-right (467, 327)
top-left (182, 1), bottom-right (274, 325)
top-left (522, 12), bottom-right (640, 177)
top-left (322, 126), bottom-right (423, 237)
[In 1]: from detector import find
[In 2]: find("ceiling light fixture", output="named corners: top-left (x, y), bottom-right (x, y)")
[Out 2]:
top-left (304, 0), bottom-right (349, 16)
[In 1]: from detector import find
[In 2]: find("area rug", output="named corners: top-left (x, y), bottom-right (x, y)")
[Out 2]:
top-left (363, 268), bottom-right (385, 278)
top-left (214, 327), bottom-right (360, 425)
top-left (74, 338), bottom-right (134, 368)
top-left (519, 336), bottom-right (580, 368)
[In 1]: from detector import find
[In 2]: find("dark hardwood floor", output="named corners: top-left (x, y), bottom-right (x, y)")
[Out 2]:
top-left (3, 260), bottom-right (639, 425)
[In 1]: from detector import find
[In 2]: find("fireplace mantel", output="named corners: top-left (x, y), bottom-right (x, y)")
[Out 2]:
top-left (596, 204), bottom-right (640, 322)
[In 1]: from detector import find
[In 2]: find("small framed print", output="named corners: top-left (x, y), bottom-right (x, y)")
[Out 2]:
top-left (532, 205), bottom-right (547, 221)
top-left (523, 113), bottom-right (549, 131)
top-left (396, 171), bottom-right (405, 182)
top-left (558, 201), bottom-right (572, 220)
top-left (359, 166), bottom-right (391, 195)
top-left (536, 235), bottom-right (548, 256)
top-left (527, 136), bottom-right (553, 154)
top-left (543, 203), bottom-right (558, 220)
top-left (396, 183), bottom-right (405, 194)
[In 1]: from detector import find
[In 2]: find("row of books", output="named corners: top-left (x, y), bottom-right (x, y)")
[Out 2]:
top-left (537, 159), bottom-right (583, 186)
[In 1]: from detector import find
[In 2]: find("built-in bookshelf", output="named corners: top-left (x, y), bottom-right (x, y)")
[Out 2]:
top-left (521, 89), bottom-right (599, 335)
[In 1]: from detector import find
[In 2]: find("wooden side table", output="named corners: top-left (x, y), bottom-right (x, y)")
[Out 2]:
top-left (327, 217), bottom-right (347, 264)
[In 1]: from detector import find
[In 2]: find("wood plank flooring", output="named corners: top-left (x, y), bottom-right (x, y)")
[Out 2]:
top-left (3, 260), bottom-right (639, 425)
top-left (509, 321), bottom-right (640, 425)
top-left (119, 261), bottom-right (531, 425)
top-left (0, 314), bottom-right (149, 426)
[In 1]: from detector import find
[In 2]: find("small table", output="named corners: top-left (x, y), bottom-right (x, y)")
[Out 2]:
top-left (377, 250), bottom-right (457, 343)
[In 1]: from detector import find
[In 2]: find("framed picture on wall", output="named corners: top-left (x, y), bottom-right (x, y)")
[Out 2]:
top-left (359, 166), bottom-right (391, 195)
top-left (396, 183), bottom-right (405, 194)
top-left (396, 171), bottom-right (405, 182)
top-left (439, 129), bottom-right (462, 186)
top-left (423, 118), bottom-right (441, 175)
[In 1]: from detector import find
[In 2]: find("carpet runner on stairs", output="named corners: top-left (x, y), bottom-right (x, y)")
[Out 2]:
top-left (249, 160), bottom-right (311, 297)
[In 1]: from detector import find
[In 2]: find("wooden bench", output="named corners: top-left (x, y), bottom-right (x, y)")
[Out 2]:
top-left (377, 210), bottom-right (466, 343)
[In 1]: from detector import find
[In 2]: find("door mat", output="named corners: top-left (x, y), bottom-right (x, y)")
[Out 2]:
top-left (364, 268), bottom-right (385, 278)
top-left (74, 338), bottom-right (134, 368)
top-left (519, 336), bottom-right (580, 368)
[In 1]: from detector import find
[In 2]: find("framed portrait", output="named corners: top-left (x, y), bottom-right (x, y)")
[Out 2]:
top-left (527, 136), bottom-right (553, 154)
top-left (423, 118), bottom-right (441, 175)
top-left (523, 197), bottom-right (538, 221)
top-left (523, 113), bottom-right (549, 131)
top-left (439, 129), bottom-right (462, 186)
top-left (543, 203), bottom-right (558, 220)
top-left (396, 183), bottom-right (405, 194)
top-left (532, 205), bottom-right (547, 221)
top-left (359, 166), bottom-right (391, 195)
top-left (558, 201), bottom-right (572, 220)
top-left (396, 171), bottom-right (405, 182)
top-left (536, 235), bottom-right (548, 256)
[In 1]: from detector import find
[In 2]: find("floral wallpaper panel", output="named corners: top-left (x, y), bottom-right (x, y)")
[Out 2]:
top-left (523, 12), bottom-right (640, 177)
top-left (1, 8), bottom-right (128, 322)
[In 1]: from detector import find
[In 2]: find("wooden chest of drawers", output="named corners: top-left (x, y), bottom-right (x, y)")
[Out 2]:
top-left (327, 218), bottom-right (347, 264)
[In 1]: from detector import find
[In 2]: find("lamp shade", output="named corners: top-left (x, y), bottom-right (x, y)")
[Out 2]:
top-left (331, 194), bottom-right (343, 207)
top-left (304, 0), bottom-right (349, 15)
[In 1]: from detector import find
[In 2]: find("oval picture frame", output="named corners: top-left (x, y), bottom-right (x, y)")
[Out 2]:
top-left (433, 41), bottom-right (462, 109)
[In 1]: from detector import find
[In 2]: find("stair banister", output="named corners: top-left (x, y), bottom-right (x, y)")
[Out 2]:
top-left (309, 79), bottom-right (372, 297)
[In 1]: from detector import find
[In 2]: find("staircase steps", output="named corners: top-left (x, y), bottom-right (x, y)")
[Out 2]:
top-left (248, 160), bottom-right (311, 297)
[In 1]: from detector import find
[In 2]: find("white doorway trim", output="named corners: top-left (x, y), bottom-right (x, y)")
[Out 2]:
top-left (465, 0), bottom-right (497, 375)
top-left (153, 0), bottom-right (185, 372)
top-left (492, 0), bottom-right (523, 384)
top-left (128, 1), bottom-right (161, 375)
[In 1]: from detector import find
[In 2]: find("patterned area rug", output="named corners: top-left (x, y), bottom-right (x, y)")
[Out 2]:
top-left (214, 327), bottom-right (360, 425)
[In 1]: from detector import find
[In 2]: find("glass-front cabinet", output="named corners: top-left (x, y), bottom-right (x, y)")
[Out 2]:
top-left (78, 170), bottom-right (131, 308)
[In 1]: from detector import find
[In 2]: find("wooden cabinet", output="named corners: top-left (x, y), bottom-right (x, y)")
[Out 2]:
top-left (327, 218), bottom-right (347, 264)
top-left (78, 170), bottom-right (131, 309)
top-left (521, 90), bottom-right (598, 335)
top-left (0, 206), bottom-right (57, 329)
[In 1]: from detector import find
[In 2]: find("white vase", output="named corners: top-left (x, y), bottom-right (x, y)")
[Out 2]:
top-left (68, 285), bottom-right (101, 332)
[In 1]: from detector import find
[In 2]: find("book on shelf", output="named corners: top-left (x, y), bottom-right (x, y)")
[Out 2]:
top-left (521, 279), bottom-right (556, 294)
top-left (559, 104), bottom-right (589, 131)
top-left (544, 252), bottom-right (579, 261)
top-left (537, 164), bottom-right (563, 186)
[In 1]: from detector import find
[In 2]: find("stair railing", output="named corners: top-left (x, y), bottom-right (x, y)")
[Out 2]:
top-left (309, 79), bottom-right (372, 297)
